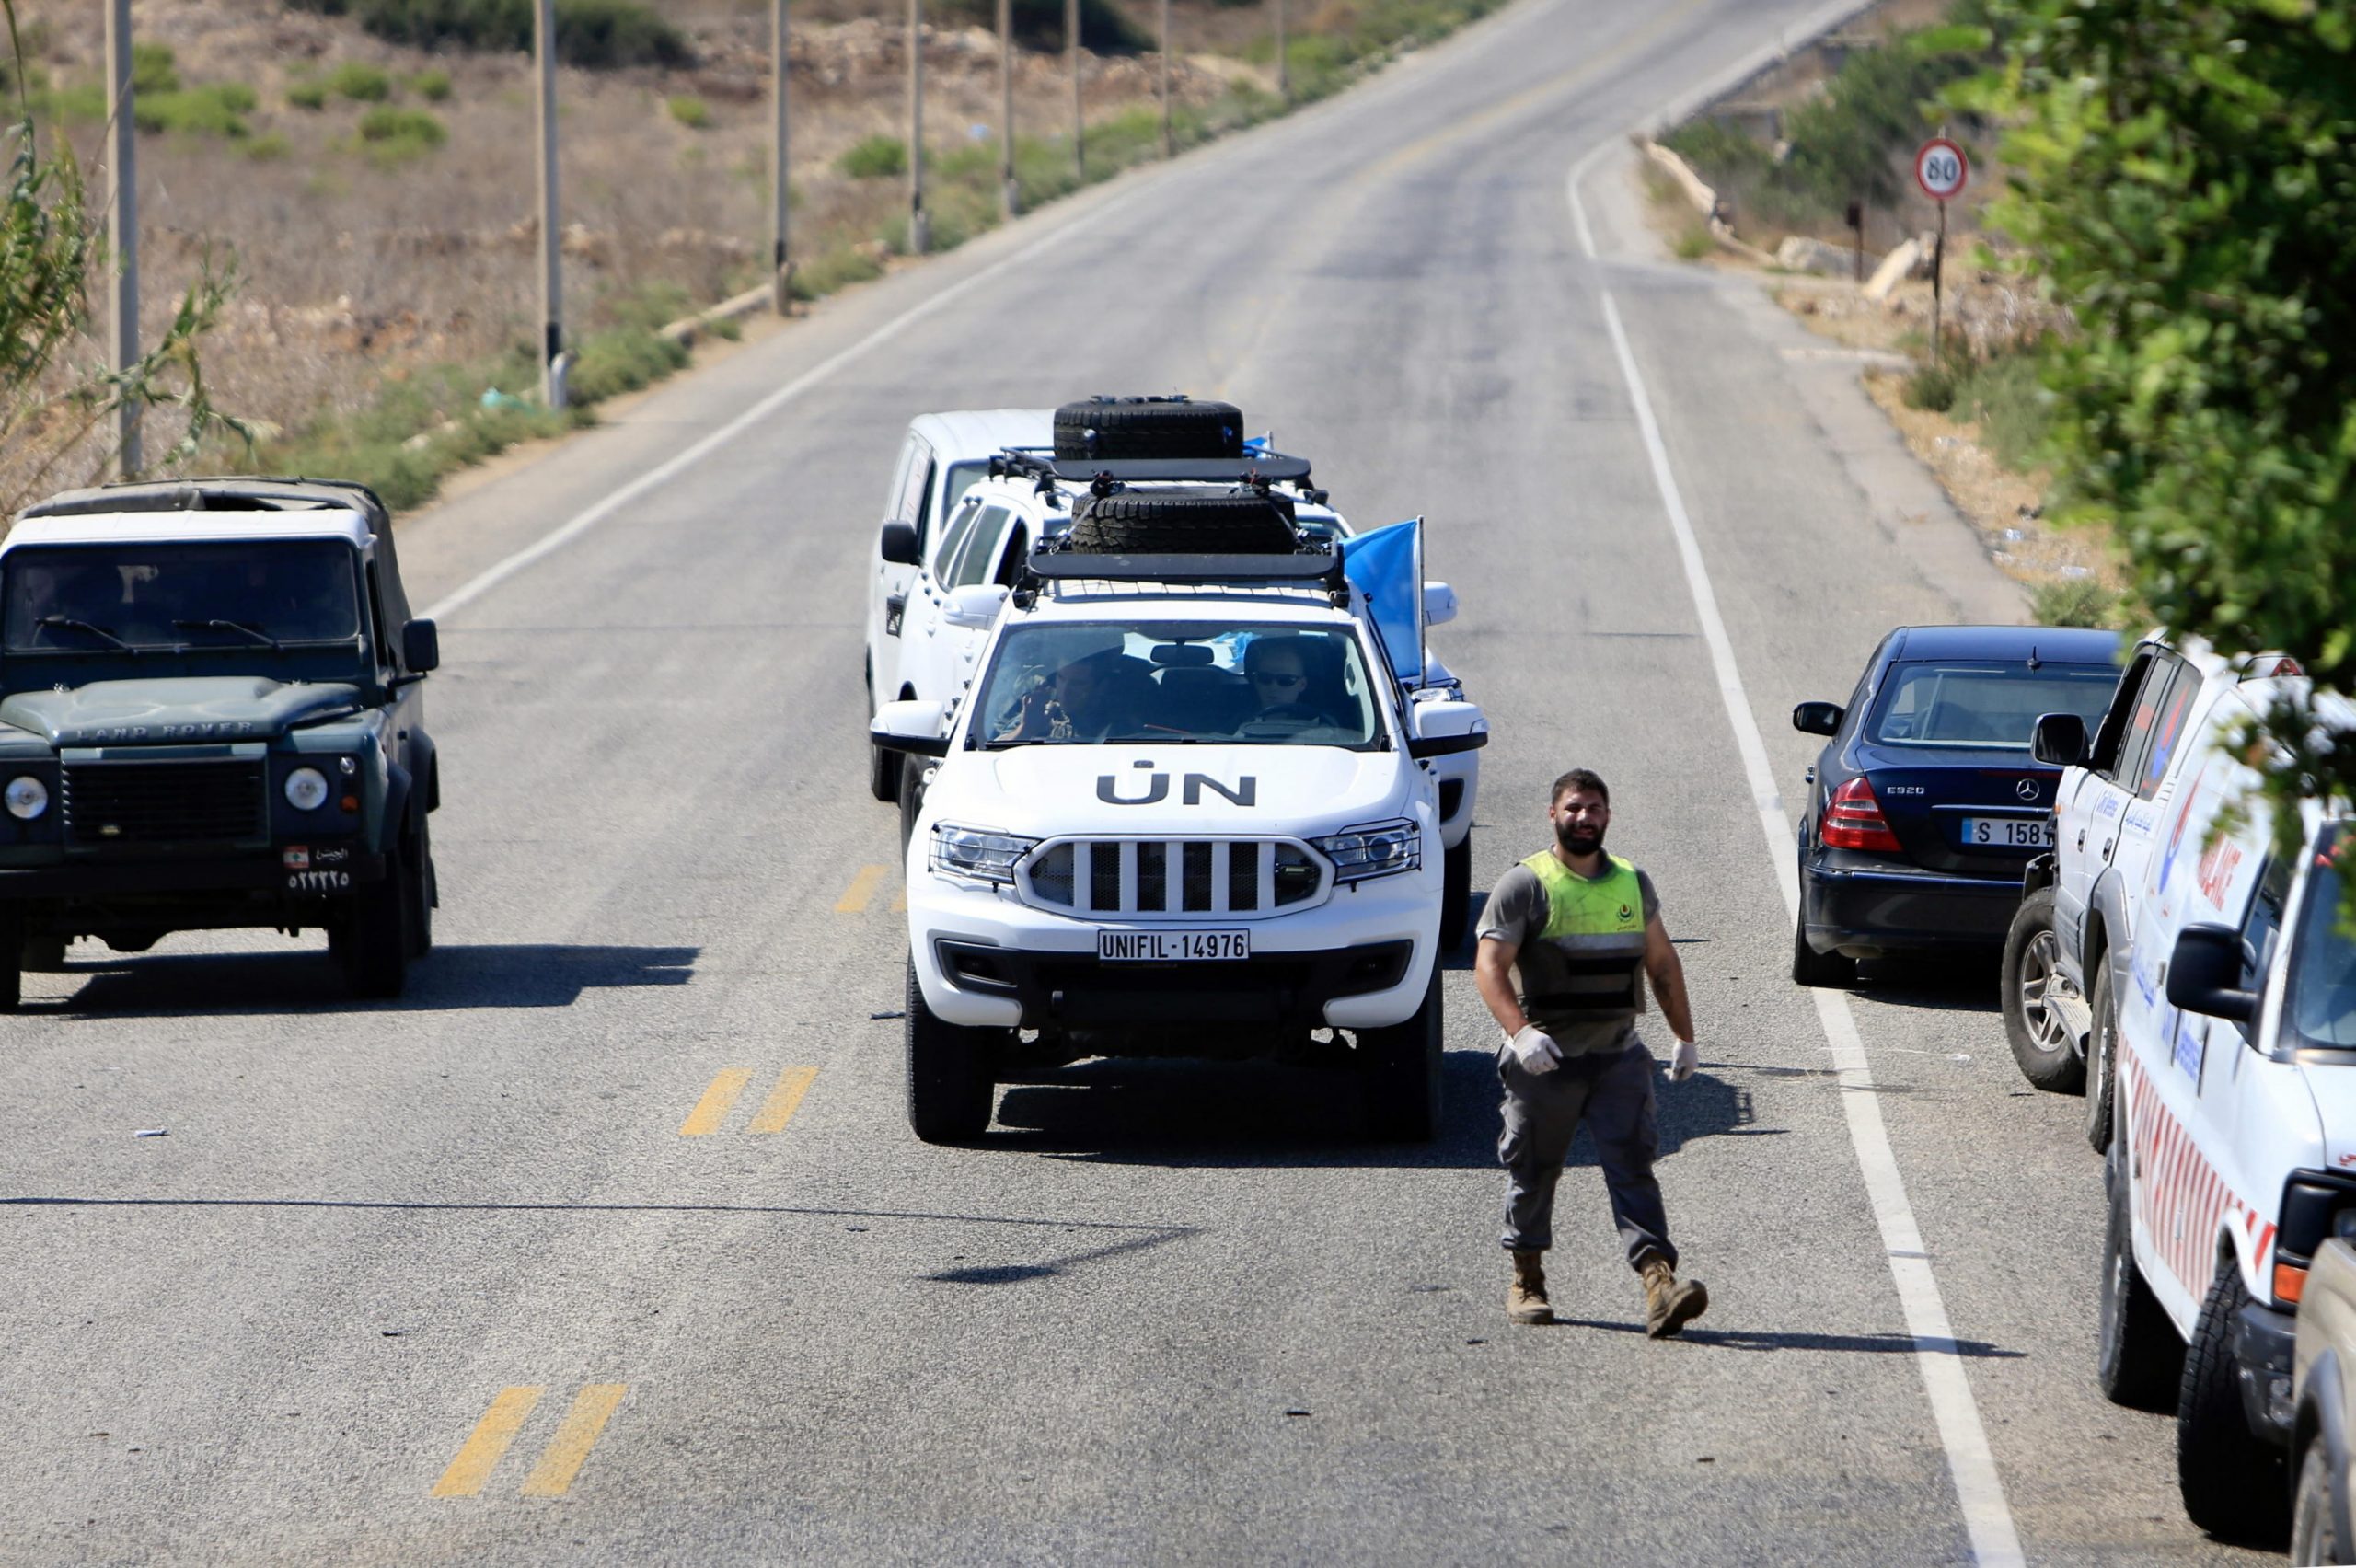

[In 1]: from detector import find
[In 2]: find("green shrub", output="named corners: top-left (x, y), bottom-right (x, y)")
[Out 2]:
top-left (666, 93), bottom-right (710, 130)
top-left (1672, 225), bottom-right (1714, 260)
top-left (565, 326), bottom-right (689, 405)
top-left (1951, 347), bottom-right (2050, 471)
top-left (288, 79), bottom-right (329, 110)
top-left (2032, 576), bottom-right (2120, 629)
top-left (788, 243), bottom-right (884, 301)
top-left (130, 41), bottom-right (179, 94)
top-left (355, 104), bottom-right (447, 166)
top-left (244, 132), bottom-right (293, 161)
top-left (594, 279), bottom-right (694, 334)
top-left (329, 61), bottom-right (393, 102)
top-left (136, 84), bottom-right (258, 138)
top-left (837, 133), bottom-right (907, 179)
top-left (287, 0), bottom-right (691, 70)
top-left (39, 80), bottom-right (108, 125)
top-left (1903, 363), bottom-right (1958, 411)
top-left (410, 67), bottom-right (452, 101)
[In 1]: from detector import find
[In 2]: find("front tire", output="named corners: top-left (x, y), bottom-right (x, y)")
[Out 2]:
top-left (2002, 887), bottom-right (2085, 1092)
top-left (337, 844), bottom-right (410, 999)
top-left (1359, 966), bottom-right (1442, 1141)
top-left (2177, 1260), bottom-right (2289, 1542)
top-left (866, 662), bottom-right (903, 803)
top-left (2096, 1099), bottom-right (2180, 1410)
top-left (0, 904), bottom-right (22, 1012)
top-left (1439, 832), bottom-right (1472, 952)
top-left (905, 955), bottom-right (999, 1143)
top-left (897, 758), bottom-right (930, 854)
top-left (2085, 963), bottom-right (2118, 1154)
top-left (2292, 1436), bottom-right (2349, 1566)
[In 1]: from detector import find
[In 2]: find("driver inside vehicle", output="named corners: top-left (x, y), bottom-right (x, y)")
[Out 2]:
top-left (998, 648), bottom-right (1144, 742)
top-left (1242, 635), bottom-right (1337, 728)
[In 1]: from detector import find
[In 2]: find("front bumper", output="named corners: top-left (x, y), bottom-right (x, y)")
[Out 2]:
top-left (0, 845), bottom-right (384, 912)
top-left (2235, 1297), bottom-right (2298, 1447)
top-left (1801, 852), bottom-right (2023, 956)
top-left (908, 871), bottom-right (1437, 1031)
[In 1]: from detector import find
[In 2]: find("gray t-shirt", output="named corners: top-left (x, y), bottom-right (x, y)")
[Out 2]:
top-left (1479, 858), bottom-right (1659, 1057)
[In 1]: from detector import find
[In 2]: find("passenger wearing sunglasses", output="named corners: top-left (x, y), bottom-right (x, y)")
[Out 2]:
top-left (1240, 636), bottom-right (1338, 730)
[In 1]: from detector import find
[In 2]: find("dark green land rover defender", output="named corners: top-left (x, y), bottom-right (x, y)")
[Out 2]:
top-left (0, 478), bottom-right (442, 1006)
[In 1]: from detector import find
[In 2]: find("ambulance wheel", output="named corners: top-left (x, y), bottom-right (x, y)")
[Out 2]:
top-left (2085, 964), bottom-right (2118, 1154)
top-left (2096, 1101), bottom-right (2179, 1412)
top-left (905, 956), bottom-right (999, 1144)
top-left (2177, 1260), bottom-right (2289, 1542)
top-left (1439, 833), bottom-right (1472, 951)
top-left (2002, 888), bottom-right (2084, 1092)
top-left (1360, 967), bottom-right (1442, 1141)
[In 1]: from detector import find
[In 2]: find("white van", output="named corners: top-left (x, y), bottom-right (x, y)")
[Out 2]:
top-left (2077, 667), bottom-right (2352, 1543)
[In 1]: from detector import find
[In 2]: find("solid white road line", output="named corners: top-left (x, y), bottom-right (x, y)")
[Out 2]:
top-left (1567, 144), bottom-right (2027, 1568)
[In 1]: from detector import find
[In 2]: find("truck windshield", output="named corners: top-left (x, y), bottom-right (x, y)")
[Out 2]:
top-left (2291, 827), bottom-right (2356, 1050)
top-left (2, 542), bottom-right (362, 651)
top-left (977, 620), bottom-right (1383, 748)
top-left (1865, 661), bottom-right (2120, 749)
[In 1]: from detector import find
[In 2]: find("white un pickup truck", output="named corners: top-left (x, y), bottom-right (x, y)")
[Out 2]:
top-left (871, 455), bottom-right (1484, 1145)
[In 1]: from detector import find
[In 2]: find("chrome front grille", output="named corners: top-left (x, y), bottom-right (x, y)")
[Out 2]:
top-left (63, 759), bottom-right (269, 846)
top-left (1022, 839), bottom-right (1325, 917)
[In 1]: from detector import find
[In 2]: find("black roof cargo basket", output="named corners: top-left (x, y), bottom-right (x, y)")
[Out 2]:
top-left (989, 450), bottom-right (1315, 488)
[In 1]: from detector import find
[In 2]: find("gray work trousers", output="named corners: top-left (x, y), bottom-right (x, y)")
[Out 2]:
top-left (1497, 1040), bottom-right (1675, 1269)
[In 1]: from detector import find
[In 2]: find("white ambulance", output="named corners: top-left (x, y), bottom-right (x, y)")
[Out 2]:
top-left (2073, 661), bottom-right (2354, 1543)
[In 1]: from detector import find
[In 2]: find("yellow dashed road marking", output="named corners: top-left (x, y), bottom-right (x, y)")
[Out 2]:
top-left (678, 1068), bottom-right (754, 1136)
top-left (747, 1066), bottom-right (819, 1134)
top-left (431, 1386), bottom-right (544, 1498)
top-left (520, 1384), bottom-right (629, 1498)
top-left (836, 864), bottom-right (888, 913)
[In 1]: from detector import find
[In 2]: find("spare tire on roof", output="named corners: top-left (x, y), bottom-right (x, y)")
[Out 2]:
top-left (1062, 491), bottom-right (1300, 554)
top-left (1053, 396), bottom-right (1244, 461)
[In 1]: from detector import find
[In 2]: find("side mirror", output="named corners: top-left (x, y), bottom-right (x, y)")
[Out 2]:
top-left (942, 584), bottom-right (1009, 630)
top-left (2032, 711), bottom-right (2087, 767)
top-left (1792, 701), bottom-right (1843, 737)
top-left (871, 698), bottom-right (952, 757)
top-left (2166, 924), bottom-right (2258, 1024)
top-left (401, 617), bottom-right (440, 674)
top-left (879, 520), bottom-right (921, 567)
top-left (1422, 582), bottom-right (1460, 627)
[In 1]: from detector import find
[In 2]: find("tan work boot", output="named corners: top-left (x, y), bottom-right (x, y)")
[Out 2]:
top-left (1641, 1256), bottom-right (1708, 1339)
top-left (1507, 1249), bottom-right (1553, 1325)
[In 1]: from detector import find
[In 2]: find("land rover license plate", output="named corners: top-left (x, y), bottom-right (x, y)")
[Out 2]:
top-left (1961, 816), bottom-right (2054, 848)
top-left (1097, 929), bottom-right (1250, 963)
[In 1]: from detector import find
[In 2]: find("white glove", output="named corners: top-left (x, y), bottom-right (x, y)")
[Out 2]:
top-left (1668, 1039), bottom-right (1700, 1083)
top-left (1508, 1024), bottom-right (1563, 1075)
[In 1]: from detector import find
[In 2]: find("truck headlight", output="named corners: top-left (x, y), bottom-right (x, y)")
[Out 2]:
top-left (1313, 819), bottom-right (1420, 883)
top-left (930, 824), bottom-right (1039, 884)
top-left (4, 775), bottom-right (48, 821)
top-left (284, 767), bottom-right (330, 811)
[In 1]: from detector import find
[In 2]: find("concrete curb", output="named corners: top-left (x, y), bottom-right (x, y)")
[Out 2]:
top-left (659, 282), bottom-right (780, 347)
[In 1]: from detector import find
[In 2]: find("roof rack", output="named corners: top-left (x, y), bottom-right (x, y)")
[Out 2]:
top-left (1016, 540), bottom-right (1352, 607)
top-left (987, 449), bottom-right (1318, 490)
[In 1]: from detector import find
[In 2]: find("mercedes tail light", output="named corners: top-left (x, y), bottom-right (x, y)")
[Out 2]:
top-left (1820, 776), bottom-right (1901, 852)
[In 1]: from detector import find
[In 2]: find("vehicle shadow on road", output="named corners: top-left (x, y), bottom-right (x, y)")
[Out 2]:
top-left (1544, 1315), bottom-right (2025, 1358)
top-left (987, 1053), bottom-right (1769, 1170)
top-left (24, 943), bottom-right (699, 1016)
top-left (1843, 951), bottom-right (2003, 1015)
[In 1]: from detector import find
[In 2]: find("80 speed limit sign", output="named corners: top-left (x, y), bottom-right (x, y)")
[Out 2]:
top-left (1915, 138), bottom-right (1969, 202)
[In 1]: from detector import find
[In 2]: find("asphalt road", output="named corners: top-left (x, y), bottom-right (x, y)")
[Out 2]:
top-left (0, 0), bottom-right (2280, 1562)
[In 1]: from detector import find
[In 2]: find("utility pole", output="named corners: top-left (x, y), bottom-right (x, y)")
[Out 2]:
top-left (998, 0), bottom-right (1017, 219)
top-left (907, 0), bottom-right (929, 255)
top-left (1274, 0), bottom-right (1288, 104)
top-left (1067, 0), bottom-right (1083, 181)
top-left (771, 0), bottom-right (791, 313)
top-left (533, 0), bottom-right (566, 408)
top-left (1159, 0), bottom-right (1172, 159)
top-left (104, 0), bottom-right (140, 476)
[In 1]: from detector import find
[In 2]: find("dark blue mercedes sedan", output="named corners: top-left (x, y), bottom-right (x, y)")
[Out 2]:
top-left (1791, 624), bottom-right (2123, 986)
